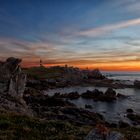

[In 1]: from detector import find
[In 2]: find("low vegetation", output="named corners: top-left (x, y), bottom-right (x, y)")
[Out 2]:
top-left (0, 111), bottom-right (91, 140)
top-left (0, 110), bottom-right (140, 140)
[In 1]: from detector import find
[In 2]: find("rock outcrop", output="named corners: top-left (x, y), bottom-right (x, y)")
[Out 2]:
top-left (0, 57), bottom-right (26, 98)
top-left (0, 57), bottom-right (30, 115)
top-left (134, 80), bottom-right (140, 88)
top-left (81, 88), bottom-right (120, 102)
top-left (88, 69), bottom-right (106, 79)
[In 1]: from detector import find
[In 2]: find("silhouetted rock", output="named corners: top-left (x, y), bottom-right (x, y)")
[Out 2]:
top-left (52, 92), bottom-right (80, 100)
top-left (81, 89), bottom-right (103, 99)
top-left (59, 107), bottom-right (104, 125)
top-left (127, 113), bottom-right (140, 125)
top-left (126, 108), bottom-right (134, 113)
top-left (66, 92), bottom-right (80, 99)
top-left (85, 104), bottom-right (92, 109)
top-left (118, 121), bottom-right (130, 128)
top-left (106, 122), bottom-right (117, 128)
top-left (0, 57), bottom-right (26, 98)
top-left (117, 93), bottom-right (126, 98)
top-left (88, 68), bottom-right (106, 79)
top-left (134, 80), bottom-right (140, 88)
top-left (81, 88), bottom-right (118, 102)
top-left (0, 57), bottom-right (31, 115)
top-left (105, 88), bottom-right (116, 96)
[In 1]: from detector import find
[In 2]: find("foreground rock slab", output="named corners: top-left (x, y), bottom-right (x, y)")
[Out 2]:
top-left (85, 127), bottom-right (124, 140)
top-left (0, 57), bottom-right (31, 115)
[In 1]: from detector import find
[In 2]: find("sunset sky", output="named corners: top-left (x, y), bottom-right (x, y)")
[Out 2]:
top-left (0, 0), bottom-right (140, 71)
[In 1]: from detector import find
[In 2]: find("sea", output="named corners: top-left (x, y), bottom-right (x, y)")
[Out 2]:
top-left (45, 71), bottom-right (140, 125)
top-left (103, 71), bottom-right (140, 81)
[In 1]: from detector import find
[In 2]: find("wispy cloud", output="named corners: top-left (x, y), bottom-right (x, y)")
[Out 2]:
top-left (77, 18), bottom-right (140, 37)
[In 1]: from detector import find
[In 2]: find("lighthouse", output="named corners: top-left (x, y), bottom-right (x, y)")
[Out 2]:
top-left (40, 59), bottom-right (43, 67)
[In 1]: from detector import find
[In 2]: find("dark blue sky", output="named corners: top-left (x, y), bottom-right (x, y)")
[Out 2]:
top-left (0, 0), bottom-right (140, 70)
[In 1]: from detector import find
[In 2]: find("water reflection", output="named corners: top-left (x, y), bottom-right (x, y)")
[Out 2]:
top-left (45, 86), bottom-right (140, 123)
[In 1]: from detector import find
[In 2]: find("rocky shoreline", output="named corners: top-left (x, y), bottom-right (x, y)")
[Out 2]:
top-left (0, 57), bottom-right (140, 140)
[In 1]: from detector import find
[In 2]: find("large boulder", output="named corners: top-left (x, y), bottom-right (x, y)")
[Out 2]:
top-left (0, 57), bottom-right (26, 98)
top-left (81, 89), bottom-right (103, 99)
top-left (105, 88), bottom-right (116, 96)
top-left (0, 57), bottom-right (31, 115)
top-left (134, 80), bottom-right (140, 88)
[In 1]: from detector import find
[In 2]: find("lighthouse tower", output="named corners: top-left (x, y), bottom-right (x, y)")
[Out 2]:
top-left (40, 59), bottom-right (43, 67)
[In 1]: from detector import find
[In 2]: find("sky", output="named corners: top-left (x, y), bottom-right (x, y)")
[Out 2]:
top-left (0, 0), bottom-right (140, 71)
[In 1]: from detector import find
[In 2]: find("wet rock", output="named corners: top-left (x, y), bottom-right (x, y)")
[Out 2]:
top-left (118, 121), bottom-right (130, 128)
top-left (105, 88), bottom-right (116, 97)
top-left (103, 88), bottom-right (117, 101)
top-left (85, 104), bottom-right (92, 109)
top-left (134, 80), bottom-right (140, 88)
top-left (81, 88), bottom-right (118, 102)
top-left (53, 92), bottom-right (80, 100)
top-left (81, 90), bottom-right (93, 99)
top-left (127, 113), bottom-right (140, 124)
top-left (126, 108), bottom-right (134, 113)
top-left (117, 93), bottom-right (126, 98)
top-left (107, 122), bottom-right (118, 128)
top-left (81, 89), bottom-right (103, 99)
top-left (66, 92), bottom-right (80, 99)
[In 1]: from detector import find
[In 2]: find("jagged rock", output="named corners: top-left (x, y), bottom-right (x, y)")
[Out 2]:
top-left (66, 92), bottom-right (80, 99)
top-left (134, 80), bottom-right (140, 88)
top-left (9, 73), bottom-right (26, 98)
top-left (105, 88), bottom-right (116, 97)
top-left (0, 57), bottom-right (26, 98)
top-left (126, 108), bottom-right (134, 113)
top-left (127, 113), bottom-right (140, 124)
top-left (88, 69), bottom-right (106, 79)
top-left (0, 57), bottom-right (21, 81)
top-left (52, 92), bottom-right (80, 100)
top-left (81, 88), bottom-right (118, 102)
top-left (85, 104), bottom-right (92, 109)
top-left (81, 89), bottom-right (103, 99)
top-left (117, 93), bottom-right (126, 98)
top-left (85, 128), bottom-right (124, 140)
top-left (0, 57), bottom-right (31, 115)
top-left (118, 121), bottom-right (130, 128)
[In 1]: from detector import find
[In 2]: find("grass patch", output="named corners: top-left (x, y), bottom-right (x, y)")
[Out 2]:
top-left (23, 66), bottom-right (65, 80)
top-left (113, 127), bottom-right (140, 140)
top-left (0, 112), bottom-right (91, 140)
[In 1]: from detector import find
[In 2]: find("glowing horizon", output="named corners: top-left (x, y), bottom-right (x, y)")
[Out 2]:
top-left (21, 59), bottom-right (140, 71)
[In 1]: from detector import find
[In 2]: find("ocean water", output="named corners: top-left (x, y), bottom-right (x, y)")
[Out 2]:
top-left (45, 72), bottom-right (140, 125)
top-left (46, 86), bottom-right (140, 124)
top-left (103, 71), bottom-right (140, 81)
